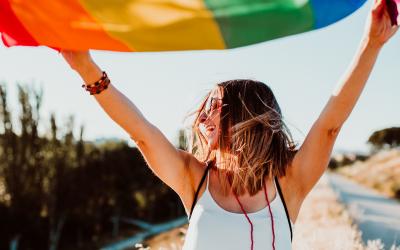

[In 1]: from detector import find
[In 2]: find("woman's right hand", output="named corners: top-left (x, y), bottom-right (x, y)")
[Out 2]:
top-left (364, 0), bottom-right (399, 49)
top-left (61, 50), bottom-right (103, 84)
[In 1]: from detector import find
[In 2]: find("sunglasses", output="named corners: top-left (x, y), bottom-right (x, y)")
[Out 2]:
top-left (203, 97), bottom-right (224, 116)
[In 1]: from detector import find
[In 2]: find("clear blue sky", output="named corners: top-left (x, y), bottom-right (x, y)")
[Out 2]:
top-left (0, 1), bottom-right (399, 153)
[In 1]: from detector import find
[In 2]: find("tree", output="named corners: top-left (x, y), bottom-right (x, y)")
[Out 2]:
top-left (367, 127), bottom-right (400, 151)
top-left (0, 82), bottom-right (186, 250)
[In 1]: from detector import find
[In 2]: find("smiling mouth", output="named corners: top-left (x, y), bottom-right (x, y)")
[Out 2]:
top-left (206, 126), bottom-right (216, 133)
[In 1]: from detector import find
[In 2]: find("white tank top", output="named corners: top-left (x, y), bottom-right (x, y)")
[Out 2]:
top-left (183, 169), bottom-right (294, 250)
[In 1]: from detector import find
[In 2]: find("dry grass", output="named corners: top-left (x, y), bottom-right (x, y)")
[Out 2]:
top-left (141, 175), bottom-right (373, 250)
top-left (338, 149), bottom-right (400, 199)
top-left (140, 226), bottom-right (186, 250)
top-left (291, 175), bottom-right (364, 250)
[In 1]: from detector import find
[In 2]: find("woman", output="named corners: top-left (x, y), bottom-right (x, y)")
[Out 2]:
top-left (61, 0), bottom-right (397, 249)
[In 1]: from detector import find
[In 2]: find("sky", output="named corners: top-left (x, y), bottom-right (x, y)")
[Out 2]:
top-left (0, 1), bottom-right (399, 154)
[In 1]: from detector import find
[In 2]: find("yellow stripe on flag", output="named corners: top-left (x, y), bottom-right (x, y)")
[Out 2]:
top-left (78, 0), bottom-right (226, 51)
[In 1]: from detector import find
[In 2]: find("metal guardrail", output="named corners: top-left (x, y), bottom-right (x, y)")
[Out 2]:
top-left (101, 216), bottom-right (188, 250)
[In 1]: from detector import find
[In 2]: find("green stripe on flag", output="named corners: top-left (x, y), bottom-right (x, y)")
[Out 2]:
top-left (204, 0), bottom-right (314, 48)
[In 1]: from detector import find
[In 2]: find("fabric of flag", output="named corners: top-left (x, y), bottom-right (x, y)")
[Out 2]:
top-left (0, 0), bottom-right (367, 52)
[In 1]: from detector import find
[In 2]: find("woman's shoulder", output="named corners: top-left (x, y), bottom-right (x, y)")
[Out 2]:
top-left (189, 156), bottom-right (209, 185)
top-left (178, 151), bottom-right (208, 191)
top-left (276, 163), bottom-right (305, 223)
top-left (177, 151), bottom-right (209, 214)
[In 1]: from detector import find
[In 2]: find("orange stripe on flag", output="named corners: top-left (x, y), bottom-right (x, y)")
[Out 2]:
top-left (9, 0), bottom-right (132, 51)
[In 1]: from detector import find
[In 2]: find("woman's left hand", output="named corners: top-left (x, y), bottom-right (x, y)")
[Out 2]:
top-left (365, 0), bottom-right (399, 48)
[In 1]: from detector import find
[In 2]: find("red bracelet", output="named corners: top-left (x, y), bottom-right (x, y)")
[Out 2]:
top-left (82, 71), bottom-right (110, 95)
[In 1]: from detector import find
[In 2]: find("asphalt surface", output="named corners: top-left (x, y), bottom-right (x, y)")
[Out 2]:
top-left (328, 173), bottom-right (400, 249)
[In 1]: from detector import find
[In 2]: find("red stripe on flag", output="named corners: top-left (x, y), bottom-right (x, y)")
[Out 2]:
top-left (0, 0), bottom-right (38, 47)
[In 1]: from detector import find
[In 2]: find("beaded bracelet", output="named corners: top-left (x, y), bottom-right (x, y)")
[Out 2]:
top-left (82, 71), bottom-right (110, 95)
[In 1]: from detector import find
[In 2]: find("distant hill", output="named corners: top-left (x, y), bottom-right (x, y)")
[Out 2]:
top-left (338, 149), bottom-right (400, 200)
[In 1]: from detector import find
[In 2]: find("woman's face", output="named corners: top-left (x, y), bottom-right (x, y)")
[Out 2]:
top-left (199, 88), bottom-right (223, 150)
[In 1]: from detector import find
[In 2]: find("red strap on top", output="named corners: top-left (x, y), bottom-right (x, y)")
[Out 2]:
top-left (234, 191), bottom-right (255, 250)
top-left (233, 178), bottom-right (276, 250)
top-left (263, 180), bottom-right (276, 250)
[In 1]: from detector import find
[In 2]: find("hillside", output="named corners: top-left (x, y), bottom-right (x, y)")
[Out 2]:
top-left (338, 149), bottom-right (400, 199)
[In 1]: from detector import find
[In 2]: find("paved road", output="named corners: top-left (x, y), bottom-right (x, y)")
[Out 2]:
top-left (328, 173), bottom-right (400, 249)
top-left (101, 216), bottom-right (187, 250)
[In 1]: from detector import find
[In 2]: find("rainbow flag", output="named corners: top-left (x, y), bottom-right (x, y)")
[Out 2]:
top-left (0, 0), bottom-right (367, 52)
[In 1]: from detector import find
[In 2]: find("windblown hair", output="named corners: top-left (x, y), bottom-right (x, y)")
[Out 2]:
top-left (189, 79), bottom-right (297, 196)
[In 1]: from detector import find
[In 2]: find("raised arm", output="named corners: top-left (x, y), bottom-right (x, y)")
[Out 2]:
top-left (61, 50), bottom-right (197, 198)
top-left (289, 0), bottom-right (398, 197)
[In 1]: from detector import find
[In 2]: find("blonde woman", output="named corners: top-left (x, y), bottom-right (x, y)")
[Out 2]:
top-left (61, 1), bottom-right (397, 249)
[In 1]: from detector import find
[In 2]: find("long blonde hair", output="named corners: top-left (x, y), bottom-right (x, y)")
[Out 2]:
top-left (188, 79), bottom-right (297, 196)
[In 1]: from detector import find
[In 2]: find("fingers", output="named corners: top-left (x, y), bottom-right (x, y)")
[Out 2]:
top-left (372, 0), bottom-right (386, 18)
top-left (389, 20), bottom-right (399, 36)
top-left (372, 0), bottom-right (398, 28)
top-left (391, 24), bottom-right (399, 33)
top-left (383, 10), bottom-right (391, 27)
top-left (383, 2), bottom-right (399, 28)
